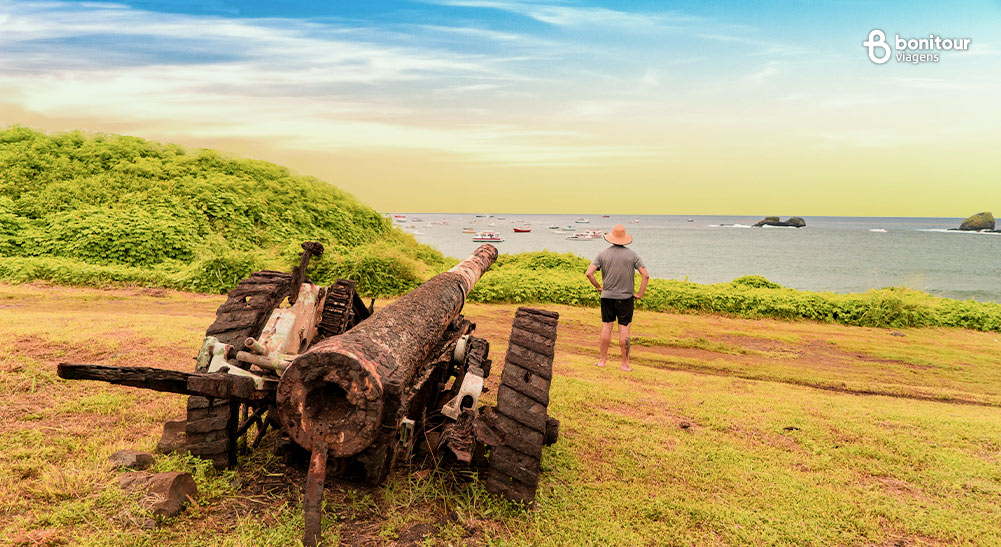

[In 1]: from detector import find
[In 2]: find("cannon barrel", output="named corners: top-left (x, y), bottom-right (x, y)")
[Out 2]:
top-left (276, 244), bottom-right (498, 458)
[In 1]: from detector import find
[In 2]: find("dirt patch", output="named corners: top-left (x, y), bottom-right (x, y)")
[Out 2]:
top-left (632, 343), bottom-right (745, 364)
top-left (12, 335), bottom-right (118, 365)
top-left (9, 528), bottom-right (64, 546)
top-left (722, 424), bottom-right (805, 453)
top-left (872, 475), bottom-right (929, 501)
top-left (711, 333), bottom-right (792, 353)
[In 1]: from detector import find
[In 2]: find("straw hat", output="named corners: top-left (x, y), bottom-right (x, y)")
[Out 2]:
top-left (605, 224), bottom-right (632, 245)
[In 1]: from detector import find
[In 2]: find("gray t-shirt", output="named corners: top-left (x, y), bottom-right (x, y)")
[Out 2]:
top-left (591, 245), bottom-right (646, 299)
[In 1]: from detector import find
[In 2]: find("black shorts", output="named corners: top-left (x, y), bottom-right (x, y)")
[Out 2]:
top-left (600, 297), bottom-right (634, 325)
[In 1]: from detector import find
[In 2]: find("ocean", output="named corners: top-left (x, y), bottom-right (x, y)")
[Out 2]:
top-left (394, 214), bottom-right (1001, 303)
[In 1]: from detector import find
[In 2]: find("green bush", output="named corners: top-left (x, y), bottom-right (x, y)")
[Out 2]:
top-left (469, 264), bottom-right (1001, 332)
top-left (494, 251), bottom-right (590, 272)
top-left (730, 275), bottom-right (783, 289)
top-left (0, 256), bottom-right (175, 288)
top-left (0, 126), bottom-right (444, 294)
top-left (309, 244), bottom-right (425, 297)
top-left (180, 252), bottom-right (264, 294)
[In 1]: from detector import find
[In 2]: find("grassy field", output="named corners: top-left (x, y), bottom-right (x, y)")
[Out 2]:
top-left (3, 283), bottom-right (1001, 546)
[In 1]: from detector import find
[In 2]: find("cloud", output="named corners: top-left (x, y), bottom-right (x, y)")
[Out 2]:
top-left (748, 62), bottom-right (779, 86)
top-left (424, 0), bottom-right (700, 29)
top-left (0, 1), bottom-right (666, 165)
top-left (697, 32), bottom-right (808, 57)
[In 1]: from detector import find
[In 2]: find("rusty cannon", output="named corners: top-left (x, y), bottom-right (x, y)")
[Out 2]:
top-left (57, 242), bottom-right (560, 546)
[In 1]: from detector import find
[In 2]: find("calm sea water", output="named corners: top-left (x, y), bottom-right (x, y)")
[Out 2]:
top-left (394, 214), bottom-right (1001, 302)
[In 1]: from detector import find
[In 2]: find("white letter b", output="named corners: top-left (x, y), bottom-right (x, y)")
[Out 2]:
top-left (864, 29), bottom-right (891, 64)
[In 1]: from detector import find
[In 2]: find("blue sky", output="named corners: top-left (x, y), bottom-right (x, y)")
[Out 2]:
top-left (1, 0), bottom-right (999, 214)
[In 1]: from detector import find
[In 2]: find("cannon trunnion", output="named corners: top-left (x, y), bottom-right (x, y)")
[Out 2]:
top-left (57, 242), bottom-right (560, 547)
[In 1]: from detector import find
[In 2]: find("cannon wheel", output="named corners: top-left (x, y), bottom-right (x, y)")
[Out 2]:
top-left (486, 307), bottom-right (559, 505)
top-left (316, 278), bottom-right (372, 339)
top-left (185, 271), bottom-right (292, 468)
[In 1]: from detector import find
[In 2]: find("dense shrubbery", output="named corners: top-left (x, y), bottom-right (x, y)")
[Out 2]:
top-left (3, 127), bottom-right (999, 332)
top-left (0, 127), bottom-right (446, 294)
top-left (468, 264), bottom-right (1001, 332)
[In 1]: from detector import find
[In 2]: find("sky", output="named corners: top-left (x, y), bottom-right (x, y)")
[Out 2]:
top-left (1, 0), bottom-right (999, 216)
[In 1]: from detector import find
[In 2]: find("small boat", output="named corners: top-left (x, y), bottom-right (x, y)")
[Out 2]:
top-left (440, 219), bottom-right (448, 225)
top-left (548, 225), bottom-right (560, 230)
top-left (513, 226), bottom-right (531, 233)
top-left (393, 214), bottom-right (406, 223)
top-left (869, 228), bottom-right (887, 233)
top-left (475, 214), bottom-right (486, 218)
top-left (630, 219), bottom-right (640, 223)
top-left (462, 229), bottom-right (475, 234)
top-left (498, 216), bottom-right (507, 220)
top-left (601, 215), bottom-right (610, 218)
top-left (575, 217), bottom-right (590, 223)
top-left (413, 217), bottom-right (424, 222)
top-left (566, 230), bottom-right (604, 240)
top-left (413, 231), bottom-right (424, 235)
top-left (687, 218), bottom-right (694, 223)
top-left (473, 230), bottom-right (504, 242)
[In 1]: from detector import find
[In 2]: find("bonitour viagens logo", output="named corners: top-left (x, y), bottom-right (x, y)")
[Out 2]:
top-left (863, 30), bottom-right (972, 64)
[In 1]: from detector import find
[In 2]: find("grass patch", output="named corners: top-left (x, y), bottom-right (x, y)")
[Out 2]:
top-left (4, 278), bottom-right (1001, 545)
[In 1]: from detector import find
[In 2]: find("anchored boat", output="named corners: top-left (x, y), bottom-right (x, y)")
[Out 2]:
top-left (473, 230), bottom-right (504, 242)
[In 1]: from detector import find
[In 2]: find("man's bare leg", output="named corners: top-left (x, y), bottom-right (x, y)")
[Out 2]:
top-left (619, 323), bottom-right (632, 371)
top-left (596, 322), bottom-right (614, 366)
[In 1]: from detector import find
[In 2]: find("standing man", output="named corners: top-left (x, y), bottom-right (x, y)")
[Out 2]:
top-left (585, 224), bottom-right (649, 372)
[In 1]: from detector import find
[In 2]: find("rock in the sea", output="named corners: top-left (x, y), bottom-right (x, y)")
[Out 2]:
top-left (752, 216), bottom-right (806, 228)
top-left (958, 212), bottom-right (995, 231)
top-left (109, 449), bottom-right (155, 470)
top-left (119, 471), bottom-right (198, 518)
top-left (156, 418), bottom-right (187, 454)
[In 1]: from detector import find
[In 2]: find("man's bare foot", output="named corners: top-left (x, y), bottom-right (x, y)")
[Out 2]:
top-left (595, 361), bottom-right (607, 367)
top-left (620, 364), bottom-right (633, 372)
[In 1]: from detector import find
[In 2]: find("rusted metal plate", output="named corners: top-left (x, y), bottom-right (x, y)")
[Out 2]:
top-left (302, 442), bottom-right (328, 547)
top-left (258, 282), bottom-right (323, 357)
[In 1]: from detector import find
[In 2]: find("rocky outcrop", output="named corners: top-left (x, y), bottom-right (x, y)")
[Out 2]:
top-left (119, 471), bottom-right (198, 518)
top-left (109, 449), bottom-right (154, 470)
top-left (957, 212), bottom-right (995, 231)
top-left (752, 216), bottom-right (806, 228)
top-left (156, 418), bottom-right (187, 454)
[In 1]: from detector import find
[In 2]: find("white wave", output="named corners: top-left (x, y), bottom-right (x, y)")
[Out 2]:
top-left (918, 228), bottom-right (1000, 235)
